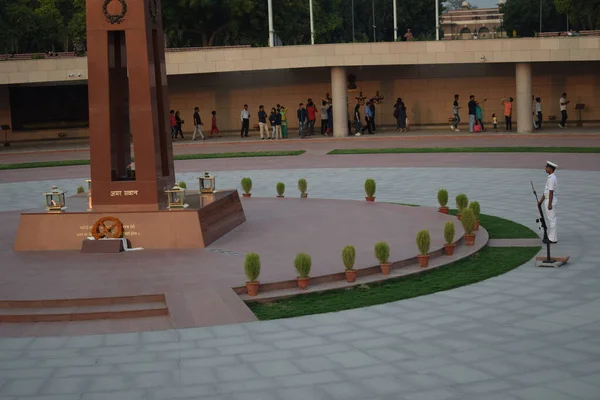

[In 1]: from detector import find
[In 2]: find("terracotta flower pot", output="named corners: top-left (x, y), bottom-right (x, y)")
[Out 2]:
top-left (345, 269), bottom-right (357, 282)
top-left (417, 254), bottom-right (429, 268)
top-left (438, 206), bottom-right (449, 214)
top-left (444, 244), bottom-right (456, 256)
top-left (277, 195), bottom-right (285, 198)
top-left (301, 193), bottom-right (308, 198)
top-left (297, 277), bottom-right (310, 290)
top-left (464, 233), bottom-right (476, 246)
top-left (245, 281), bottom-right (259, 296)
top-left (457, 213), bottom-right (462, 221)
top-left (242, 193), bottom-right (251, 198)
top-left (380, 263), bottom-right (391, 275)
top-left (474, 220), bottom-right (480, 231)
top-left (365, 197), bottom-right (376, 202)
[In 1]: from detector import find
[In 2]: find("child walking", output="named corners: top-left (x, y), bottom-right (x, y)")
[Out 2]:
top-left (492, 113), bottom-right (498, 132)
top-left (210, 111), bottom-right (220, 138)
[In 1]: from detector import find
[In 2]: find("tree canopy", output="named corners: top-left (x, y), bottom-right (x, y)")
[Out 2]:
top-left (0, 0), bottom-right (445, 53)
top-left (501, 0), bottom-right (599, 36)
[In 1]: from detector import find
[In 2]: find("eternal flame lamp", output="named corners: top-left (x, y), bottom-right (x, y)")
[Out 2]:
top-left (44, 185), bottom-right (67, 212)
top-left (85, 179), bottom-right (92, 194)
top-left (166, 184), bottom-right (187, 209)
top-left (198, 171), bottom-right (216, 194)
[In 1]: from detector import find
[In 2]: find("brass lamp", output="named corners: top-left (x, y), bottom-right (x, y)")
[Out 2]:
top-left (166, 184), bottom-right (186, 209)
top-left (198, 171), bottom-right (216, 194)
top-left (44, 185), bottom-right (67, 212)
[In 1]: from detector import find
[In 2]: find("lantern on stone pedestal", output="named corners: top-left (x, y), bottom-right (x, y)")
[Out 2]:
top-left (198, 172), bottom-right (216, 194)
top-left (166, 184), bottom-right (186, 209)
top-left (44, 185), bottom-right (67, 212)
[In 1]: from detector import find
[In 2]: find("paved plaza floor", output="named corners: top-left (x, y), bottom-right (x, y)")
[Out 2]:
top-left (0, 136), bottom-right (600, 399)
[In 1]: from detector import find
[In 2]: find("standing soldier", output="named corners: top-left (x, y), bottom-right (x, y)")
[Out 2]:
top-left (538, 161), bottom-right (558, 244)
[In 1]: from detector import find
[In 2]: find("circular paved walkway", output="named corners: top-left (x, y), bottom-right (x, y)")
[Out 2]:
top-left (0, 153), bottom-right (600, 399)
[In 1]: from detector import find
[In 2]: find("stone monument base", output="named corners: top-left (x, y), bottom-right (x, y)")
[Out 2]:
top-left (14, 190), bottom-right (246, 251)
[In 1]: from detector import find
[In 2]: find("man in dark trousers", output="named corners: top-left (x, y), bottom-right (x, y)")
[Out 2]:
top-left (297, 103), bottom-right (308, 138)
top-left (240, 104), bottom-right (250, 137)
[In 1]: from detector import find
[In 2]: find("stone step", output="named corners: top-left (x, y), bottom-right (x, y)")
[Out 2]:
top-left (0, 296), bottom-right (168, 322)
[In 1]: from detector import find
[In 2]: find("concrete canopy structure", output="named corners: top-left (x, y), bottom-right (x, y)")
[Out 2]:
top-left (0, 37), bottom-right (599, 139)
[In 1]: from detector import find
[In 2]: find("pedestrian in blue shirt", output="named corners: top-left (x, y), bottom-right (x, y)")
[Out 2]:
top-left (360, 101), bottom-right (373, 135)
top-left (297, 103), bottom-right (308, 138)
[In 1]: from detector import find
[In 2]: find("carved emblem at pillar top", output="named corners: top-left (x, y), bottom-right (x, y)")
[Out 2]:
top-left (103, 0), bottom-right (128, 24)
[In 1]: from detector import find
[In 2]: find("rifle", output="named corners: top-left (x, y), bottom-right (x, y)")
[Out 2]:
top-left (531, 181), bottom-right (554, 263)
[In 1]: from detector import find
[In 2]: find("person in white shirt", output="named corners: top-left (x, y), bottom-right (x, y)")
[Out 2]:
top-left (559, 93), bottom-right (569, 129)
top-left (538, 161), bottom-right (558, 243)
top-left (535, 97), bottom-right (542, 130)
top-left (240, 104), bottom-right (250, 137)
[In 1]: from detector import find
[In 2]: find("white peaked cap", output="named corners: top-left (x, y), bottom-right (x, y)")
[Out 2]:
top-left (546, 161), bottom-right (558, 168)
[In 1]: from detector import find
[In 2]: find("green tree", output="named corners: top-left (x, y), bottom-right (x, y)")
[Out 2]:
top-left (501, 0), bottom-right (567, 36)
top-left (554, 0), bottom-right (600, 29)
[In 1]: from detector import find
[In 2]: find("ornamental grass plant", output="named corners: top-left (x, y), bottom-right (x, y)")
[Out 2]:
top-left (342, 245), bottom-right (356, 270)
top-left (244, 253), bottom-right (261, 282)
top-left (374, 241), bottom-right (390, 264)
top-left (437, 189), bottom-right (448, 207)
top-left (364, 179), bottom-right (376, 198)
top-left (416, 230), bottom-right (431, 255)
top-left (295, 253), bottom-right (312, 278)
top-left (241, 177), bottom-right (252, 194)
top-left (455, 193), bottom-right (469, 213)
top-left (444, 221), bottom-right (455, 245)
top-left (276, 182), bottom-right (285, 197)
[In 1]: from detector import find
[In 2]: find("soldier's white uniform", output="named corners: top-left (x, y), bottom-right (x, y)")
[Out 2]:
top-left (544, 162), bottom-right (558, 242)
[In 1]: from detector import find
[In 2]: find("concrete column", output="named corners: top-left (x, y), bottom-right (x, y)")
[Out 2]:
top-left (331, 67), bottom-right (348, 138)
top-left (515, 62), bottom-right (533, 133)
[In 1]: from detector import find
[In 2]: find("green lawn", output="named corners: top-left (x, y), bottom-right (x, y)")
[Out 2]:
top-left (0, 150), bottom-right (305, 170)
top-left (448, 209), bottom-right (539, 239)
top-left (247, 246), bottom-right (541, 320)
top-left (328, 147), bottom-right (600, 155)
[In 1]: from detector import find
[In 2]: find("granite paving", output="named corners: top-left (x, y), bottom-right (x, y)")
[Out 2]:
top-left (0, 152), bottom-right (599, 399)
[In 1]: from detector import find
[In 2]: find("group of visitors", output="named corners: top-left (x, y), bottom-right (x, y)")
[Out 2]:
top-left (169, 91), bottom-right (570, 139)
top-left (450, 92), bottom-right (569, 133)
top-left (169, 108), bottom-right (220, 141)
top-left (239, 98), bottom-right (333, 140)
top-left (352, 98), bottom-right (382, 136)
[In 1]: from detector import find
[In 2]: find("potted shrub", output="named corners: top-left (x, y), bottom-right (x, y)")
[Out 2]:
top-left (178, 181), bottom-right (187, 189)
top-left (461, 208), bottom-right (476, 246)
top-left (365, 179), bottom-right (376, 202)
top-left (298, 178), bottom-right (308, 198)
top-left (342, 245), bottom-right (357, 282)
top-left (76, 186), bottom-right (85, 194)
top-left (374, 241), bottom-right (391, 275)
top-left (276, 182), bottom-right (285, 198)
top-left (469, 201), bottom-right (481, 230)
top-left (241, 177), bottom-right (252, 198)
top-left (295, 252), bottom-right (311, 289)
top-left (416, 230), bottom-right (431, 267)
top-left (437, 189), bottom-right (449, 214)
top-left (455, 193), bottom-right (469, 220)
top-left (443, 221), bottom-right (456, 256)
top-left (244, 253), bottom-right (261, 296)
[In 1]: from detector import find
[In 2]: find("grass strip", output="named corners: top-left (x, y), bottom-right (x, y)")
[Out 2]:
top-left (247, 246), bottom-right (541, 320)
top-left (0, 150), bottom-right (305, 170)
top-left (328, 147), bottom-right (600, 155)
top-left (447, 209), bottom-right (539, 239)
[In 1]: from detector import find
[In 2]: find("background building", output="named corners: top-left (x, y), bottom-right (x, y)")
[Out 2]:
top-left (441, 1), bottom-right (506, 40)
